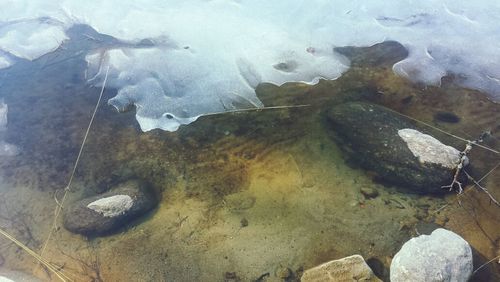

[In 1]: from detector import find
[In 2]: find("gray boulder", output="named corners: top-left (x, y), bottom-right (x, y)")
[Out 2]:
top-left (390, 228), bottom-right (473, 282)
top-left (63, 179), bottom-right (158, 236)
top-left (327, 102), bottom-right (466, 193)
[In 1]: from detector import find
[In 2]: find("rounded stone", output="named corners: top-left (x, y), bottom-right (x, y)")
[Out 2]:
top-left (390, 228), bottom-right (473, 282)
top-left (302, 255), bottom-right (381, 282)
top-left (277, 267), bottom-right (292, 279)
top-left (360, 187), bottom-right (379, 199)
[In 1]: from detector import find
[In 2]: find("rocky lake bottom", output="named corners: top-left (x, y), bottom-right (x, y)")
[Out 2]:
top-left (0, 39), bottom-right (499, 281)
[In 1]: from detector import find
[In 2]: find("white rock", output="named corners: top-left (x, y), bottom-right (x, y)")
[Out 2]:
top-left (0, 276), bottom-right (15, 282)
top-left (87, 194), bottom-right (134, 217)
top-left (302, 255), bottom-right (381, 282)
top-left (390, 228), bottom-right (473, 282)
top-left (398, 128), bottom-right (467, 169)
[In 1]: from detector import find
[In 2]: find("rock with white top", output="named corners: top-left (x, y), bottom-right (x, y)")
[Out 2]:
top-left (63, 179), bottom-right (158, 236)
top-left (327, 102), bottom-right (466, 193)
top-left (87, 194), bottom-right (134, 217)
top-left (390, 228), bottom-right (473, 282)
top-left (397, 128), bottom-right (468, 169)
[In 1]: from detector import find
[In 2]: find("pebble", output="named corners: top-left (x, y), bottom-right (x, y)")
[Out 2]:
top-left (360, 187), bottom-right (379, 199)
top-left (240, 218), bottom-right (248, 228)
top-left (277, 267), bottom-right (292, 279)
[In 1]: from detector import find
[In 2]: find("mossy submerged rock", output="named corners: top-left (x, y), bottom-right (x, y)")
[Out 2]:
top-left (63, 179), bottom-right (158, 236)
top-left (327, 102), bottom-right (466, 194)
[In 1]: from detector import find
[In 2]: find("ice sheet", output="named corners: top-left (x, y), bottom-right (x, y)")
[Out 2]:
top-left (0, 0), bottom-right (499, 131)
top-left (0, 56), bottom-right (10, 69)
top-left (0, 19), bottom-right (67, 61)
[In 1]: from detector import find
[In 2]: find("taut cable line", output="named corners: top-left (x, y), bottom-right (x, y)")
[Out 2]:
top-left (37, 65), bottom-right (110, 269)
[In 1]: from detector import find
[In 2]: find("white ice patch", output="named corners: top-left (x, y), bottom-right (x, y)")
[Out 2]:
top-left (87, 194), bottom-right (134, 218)
top-left (0, 141), bottom-right (18, 157)
top-left (0, 20), bottom-right (67, 61)
top-left (1, 1), bottom-right (500, 130)
top-left (0, 100), bottom-right (7, 130)
top-left (0, 56), bottom-right (11, 69)
top-left (0, 100), bottom-right (19, 157)
top-left (398, 128), bottom-right (466, 169)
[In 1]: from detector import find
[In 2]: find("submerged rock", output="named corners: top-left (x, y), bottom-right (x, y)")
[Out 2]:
top-left (334, 41), bottom-right (409, 67)
top-left (327, 102), bottom-right (465, 194)
top-left (276, 267), bottom-right (292, 279)
top-left (433, 111), bottom-right (461, 124)
top-left (63, 179), bottom-right (158, 236)
top-left (301, 255), bottom-right (381, 282)
top-left (390, 228), bottom-right (473, 282)
top-left (360, 186), bottom-right (379, 199)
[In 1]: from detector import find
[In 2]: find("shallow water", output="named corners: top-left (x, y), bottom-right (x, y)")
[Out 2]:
top-left (0, 28), bottom-right (499, 282)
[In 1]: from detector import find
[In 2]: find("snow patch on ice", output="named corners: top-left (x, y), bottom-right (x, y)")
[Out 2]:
top-left (0, 19), bottom-right (67, 61)
top-left (1, 1), bottom-right (500, 131)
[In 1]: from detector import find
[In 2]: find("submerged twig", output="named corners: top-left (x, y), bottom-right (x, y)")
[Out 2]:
top-left (441, 141), bottom-right (472, 194)
top-left (56, 242), bottom-right (103, 282)
top-left (431, 161), bottom-right (499, 215)
top-left (472, 254), bottom-right (500, 276)
top-left (464, 171), bottom-right (500, 207)
top-left (203, 104), bottom-right (310, 117)
top-left (442, 131), bottom-right (498, 200)
top-left (0, 227), bottom-right (71, 281)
